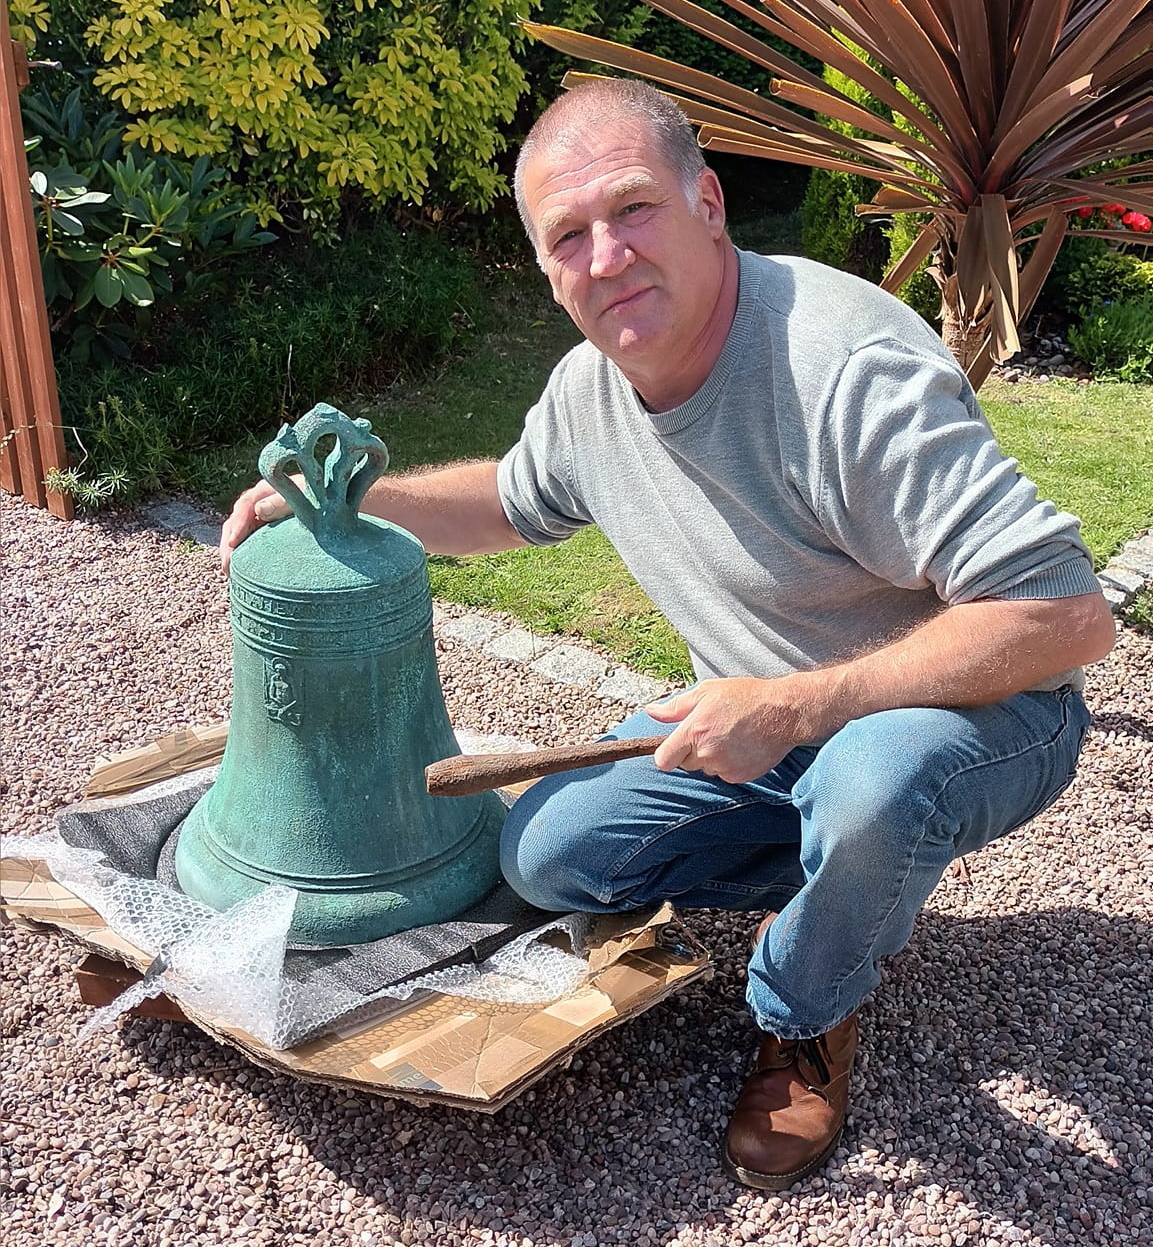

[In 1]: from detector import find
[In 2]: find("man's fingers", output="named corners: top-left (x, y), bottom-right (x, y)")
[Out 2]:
top-left (254, 494), bottom-right (289, 523)
top-left (218, 483), bottom-right (288, 573)
top-left (653, 730), bottom-right (694, 773)
top-left (644, 690), bottom-right (695, 722)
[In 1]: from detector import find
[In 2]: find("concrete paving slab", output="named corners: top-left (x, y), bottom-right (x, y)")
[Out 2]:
top-left (142, 500), bottom-right (212, 531)
top-left (183, 522), bottom-right (222, 548)
top-left (436, 615), bottom-right (502, 646)
top-left (595, 669), bottom-right (671, 707)
top-left (1100, 583), bottom-right (1130, 611)
top-left (529, 644), bottom-right (610, 686)
top-left (1099, 566), bottom-right (1144, 596)
top-left (483, 627), bottom-right (551, 663)
top-left (1114, 539), bottom-right (1153, 580)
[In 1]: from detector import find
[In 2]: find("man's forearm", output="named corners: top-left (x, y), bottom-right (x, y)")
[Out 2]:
top-left (359, 460), bottom-right (527, 556)
top-left (650, 591), bottom-right (1114, 782)
top-left (796, 592), bottom-right (1116, 740)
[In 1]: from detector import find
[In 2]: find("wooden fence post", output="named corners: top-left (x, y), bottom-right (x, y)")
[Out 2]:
top-left (0, 8), bottom-right (73, 520)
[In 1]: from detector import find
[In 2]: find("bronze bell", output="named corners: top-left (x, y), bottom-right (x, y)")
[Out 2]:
top-left (174, 405), bottom-right (505, 946)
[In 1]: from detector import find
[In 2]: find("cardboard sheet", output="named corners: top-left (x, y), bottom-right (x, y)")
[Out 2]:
top-left (4, 726), bottom-right (712, 1112)
top-left (86, 723), bottom-right (229, 798)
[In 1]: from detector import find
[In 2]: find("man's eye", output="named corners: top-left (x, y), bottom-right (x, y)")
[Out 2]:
top-left (622, 201), bottom-right (649, 215)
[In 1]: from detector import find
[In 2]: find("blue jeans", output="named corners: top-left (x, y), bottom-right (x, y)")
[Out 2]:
top-left (500, 687), bottom-right (1090, 1039)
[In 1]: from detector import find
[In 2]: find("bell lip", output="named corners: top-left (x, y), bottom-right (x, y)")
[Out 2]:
top-left (179, 801), bottom-right (497, 892)
top-left (174, 794), bottom-right (506, 948)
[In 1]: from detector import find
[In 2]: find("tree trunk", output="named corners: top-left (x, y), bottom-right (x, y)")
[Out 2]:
top-left (939, 298), bottom-right (988, 374)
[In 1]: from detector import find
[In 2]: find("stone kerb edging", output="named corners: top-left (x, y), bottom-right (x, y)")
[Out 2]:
top-left (1096, 530), bottom-right (1153, 613)
top-left (430, 606), bottom-right (672, 706)
top-left (140, 500), bottom-right (1153, 676)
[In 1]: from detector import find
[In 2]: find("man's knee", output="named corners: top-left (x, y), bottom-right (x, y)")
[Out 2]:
top-left (499, 798), bottom-right (604, 912)
top-left (791, 712), bottom-right (954, 862)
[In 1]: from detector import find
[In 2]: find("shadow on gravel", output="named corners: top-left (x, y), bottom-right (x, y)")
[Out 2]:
top-left (1090, 709), bottom-right (1153, 741)
top-left (112, 903), bottom-right (1151, 1244)
top-left (854, 906), bottom-right (1150, 1243)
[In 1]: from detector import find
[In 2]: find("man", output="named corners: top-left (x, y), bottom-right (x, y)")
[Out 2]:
top-left (222, 80), bottom-right (1115, 1190)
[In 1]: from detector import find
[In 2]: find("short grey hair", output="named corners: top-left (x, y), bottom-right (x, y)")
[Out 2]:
top-left (514, 79), bottom-right (708, 252)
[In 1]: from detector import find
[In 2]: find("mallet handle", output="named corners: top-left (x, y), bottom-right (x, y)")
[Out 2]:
top-left (425, 735), bottom-right (667, 797)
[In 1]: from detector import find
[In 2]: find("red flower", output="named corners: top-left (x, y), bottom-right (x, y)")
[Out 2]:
top-left (1126, 213), bottom-right (1151, 233)
top-left (1075, 206), bottom-right (1094, 218)
top-left (1102, 203), bottom-right (1128, 215)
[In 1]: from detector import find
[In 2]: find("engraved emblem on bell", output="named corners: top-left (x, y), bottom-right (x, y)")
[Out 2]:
top-left (264, 658), bottom-right (301, 726)
top-left (174, 404), bottom-right (505, 946)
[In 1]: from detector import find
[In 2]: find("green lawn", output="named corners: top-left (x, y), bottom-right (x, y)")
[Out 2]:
top-left (981, 377), bottom-right (1153, 567)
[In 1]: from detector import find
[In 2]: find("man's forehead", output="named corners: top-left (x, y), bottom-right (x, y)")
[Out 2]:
top-left (546, 167), bottom-right (662, 205)
top-left (526, 115), bottom-right (669, 184)
top-left (525, 131), bottom-right (678, 219)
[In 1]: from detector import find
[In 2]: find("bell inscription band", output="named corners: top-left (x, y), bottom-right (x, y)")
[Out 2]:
top-left (174, 404), bottom-right (505, 946)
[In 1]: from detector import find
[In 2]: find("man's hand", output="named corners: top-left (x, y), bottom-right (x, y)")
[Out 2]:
top-left (219, 479), bottom-right (293, 574)
top-left (646, 675), bottom-right (833, 783)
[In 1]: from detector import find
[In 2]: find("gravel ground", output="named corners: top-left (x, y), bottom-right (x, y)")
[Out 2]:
top-left (3, 491), bottom-right (1151, 1247)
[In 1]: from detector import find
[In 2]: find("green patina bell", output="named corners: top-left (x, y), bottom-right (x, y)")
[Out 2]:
top-left (174, 404), bottom-right (505, 946)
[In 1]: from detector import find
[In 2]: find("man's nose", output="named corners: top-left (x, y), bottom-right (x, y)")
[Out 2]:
top-left (588, 220), bottom-right (633, 278)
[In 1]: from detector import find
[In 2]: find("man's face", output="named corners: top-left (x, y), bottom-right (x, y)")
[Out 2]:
top-left (521, 121), bottom-right (728, 384)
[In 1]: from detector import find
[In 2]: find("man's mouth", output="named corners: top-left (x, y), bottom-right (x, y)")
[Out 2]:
top-left (603, 288), bottom-right (651, 315)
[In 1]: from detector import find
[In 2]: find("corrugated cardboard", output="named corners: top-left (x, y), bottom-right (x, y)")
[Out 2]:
top-left (86, 723), bottom-right (229, 798)
top-left (4, 726), bottom-right (711, 1112)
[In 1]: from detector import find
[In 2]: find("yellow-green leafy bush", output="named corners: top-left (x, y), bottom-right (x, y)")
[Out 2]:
top-left (28, 0), bottom-right (529, 227)
top-left (9, 0), bottom-right (51, 45)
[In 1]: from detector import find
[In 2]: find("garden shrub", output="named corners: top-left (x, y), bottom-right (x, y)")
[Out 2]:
top-left (24, 86), bottom-right (275, 364)
top-left (55, 220), bottom-right (486, 500)
top-left (1041, 235), bottom-right (1153, 320)
top-left (9, 0), bottom-right (50, 50)
top-left (10, 0), bottom-right (118, 105)
top-left (1068, 295), bottom-right (1153, 382)
top-left (42, 0), bottom-right (531, 231)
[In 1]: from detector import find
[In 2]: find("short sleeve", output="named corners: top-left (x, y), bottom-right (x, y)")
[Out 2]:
top-left (814, 339), bottom-right (1098, 604)
top-left (496, 365), bottom-right (594, 547)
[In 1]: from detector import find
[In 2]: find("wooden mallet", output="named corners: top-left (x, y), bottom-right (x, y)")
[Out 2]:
top-left (425, 735), bottom-right (667, 797)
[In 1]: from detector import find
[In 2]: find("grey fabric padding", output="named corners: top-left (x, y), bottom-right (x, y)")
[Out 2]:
top-left (58, 770), bottom-right (218, 880)
top-left (55, 768), bottom-right (593, 1007)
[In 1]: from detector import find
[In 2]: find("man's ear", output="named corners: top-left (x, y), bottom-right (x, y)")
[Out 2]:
top-left (699, 168), bottom-right (726, 238)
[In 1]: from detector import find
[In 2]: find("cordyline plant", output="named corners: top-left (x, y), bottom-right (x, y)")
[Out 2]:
top-left (524, 0), bottom-right (1153, 387)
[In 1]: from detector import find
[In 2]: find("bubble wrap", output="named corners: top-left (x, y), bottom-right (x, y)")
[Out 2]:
top-left (3, 824), bottom-right (592, 1052)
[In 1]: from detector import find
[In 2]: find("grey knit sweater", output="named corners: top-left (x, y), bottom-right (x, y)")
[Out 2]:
top-left (497, 250), bottom-right (1099, 691)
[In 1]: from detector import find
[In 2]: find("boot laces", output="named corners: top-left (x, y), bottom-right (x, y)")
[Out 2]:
top-left (778, 1035), bottom-right (831, 1086)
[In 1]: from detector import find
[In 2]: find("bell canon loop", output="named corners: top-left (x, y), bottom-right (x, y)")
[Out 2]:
top-left (174, 404), bottom-right (505, 946)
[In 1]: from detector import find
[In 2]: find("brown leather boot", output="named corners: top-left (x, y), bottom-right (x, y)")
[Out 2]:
top-left (749, 911), bottom-right (778, 952)
top-left (722, 1011), bottom-right (858, 1190)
